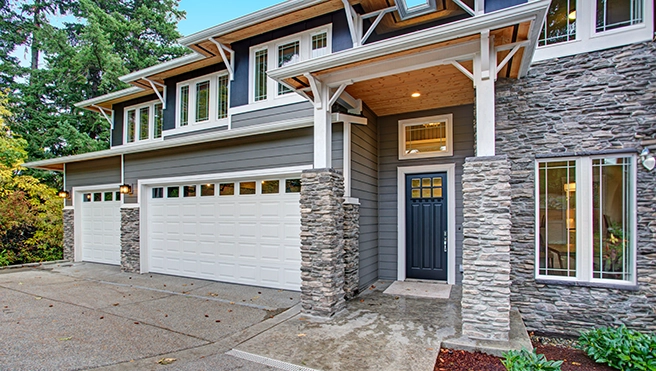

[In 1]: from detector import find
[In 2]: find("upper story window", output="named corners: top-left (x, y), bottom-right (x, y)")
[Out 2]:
top-left (124, 101), bottom-right (163, 144)
top-left (250, 25), bottom-right (331, 104)
top-left (535, 0), bottom-right (651, 61)
top-left (536, 155), bottom-right (636, 286)
top-left (398, 114), bottom-right (453, 160)
top-left (176, 71), bottom-right (229, 128)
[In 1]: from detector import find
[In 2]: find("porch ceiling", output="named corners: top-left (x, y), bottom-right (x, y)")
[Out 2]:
top-left (346, 62), bottom-right (475, 116)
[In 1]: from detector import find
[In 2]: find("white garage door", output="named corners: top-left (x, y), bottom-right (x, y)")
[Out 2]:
top-left (146, 176), bottom-right (302, 291)
top-left (79, 190), bottom-right (122, 265)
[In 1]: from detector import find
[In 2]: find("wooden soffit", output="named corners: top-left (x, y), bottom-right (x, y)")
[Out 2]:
top-left (359, 0), bottom-right (473, 34)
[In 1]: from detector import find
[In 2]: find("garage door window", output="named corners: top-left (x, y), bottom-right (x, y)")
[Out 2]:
top-left (201, 184), bottom-right (215, 196)
top-left (184, 185), bottom-right (197, 197)
top-left (83, 193), bottom-right (91, 202)
top-left (240, 182), bottom-right (256, 195)
top-left (220, 183), bottom-right (235, 196)
top-left (93, 193), bottom-right (102, 202)
top-left (286, 179), bottom-right (301, 193)
top-left (167, 187), bottom-right (179, 198)
top-left (152, 188), bottom-right (164, 199)
top-left (262, 180), bottom-right (279, 194)
top-left (104, 192), bottom-right (113, 201)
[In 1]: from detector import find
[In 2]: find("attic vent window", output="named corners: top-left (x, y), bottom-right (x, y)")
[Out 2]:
top-left (396, 0), bottom-right (438, 20)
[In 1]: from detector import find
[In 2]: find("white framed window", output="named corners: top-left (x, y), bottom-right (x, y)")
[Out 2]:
top-left (175, 71), bottom-right (230, 128)
top-left (124, 100), bottom-right (163, 144)
top-left (535, 155), bottom-right (637, 286)
top-left (398, 114), bottom-right (453, 160)
top-left (249, 25), bottom-right (332, 104)
top-left (534, 0), bottom-right (653, 61)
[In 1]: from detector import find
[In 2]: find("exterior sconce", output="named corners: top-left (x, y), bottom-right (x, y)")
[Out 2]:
top-left (640, 148), bottom-right (655, 171)
top-left (58, 190), bottom-right (70, 199)
top-left (119, 184), bottom-right (133, 195)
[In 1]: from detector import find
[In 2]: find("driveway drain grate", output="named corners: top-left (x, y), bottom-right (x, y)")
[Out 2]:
top-left (226, 349), bottom-right (320, 371)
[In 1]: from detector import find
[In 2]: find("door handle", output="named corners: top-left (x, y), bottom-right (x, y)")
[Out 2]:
top-left (443, 231), bottom-right (447, 253)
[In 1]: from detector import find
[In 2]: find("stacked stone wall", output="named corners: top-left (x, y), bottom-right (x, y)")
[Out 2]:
top-left (120, 207), bottom-right (140, 273)
top-left (299, 169), bottom-right (346, 317)
top-left (343, 203), bottom-right (360, 300)
top-left (496, 41), bottom-right (656, 335)
top-left (461, 156), bottom-right (512, 341)
top-left (63, 209), bottom-right (74, 261)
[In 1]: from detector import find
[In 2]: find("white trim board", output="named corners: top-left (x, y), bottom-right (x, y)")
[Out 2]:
top-left (397, 164), bottom-right (457, 285)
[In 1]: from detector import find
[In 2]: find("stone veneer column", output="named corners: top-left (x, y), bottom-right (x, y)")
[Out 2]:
top-left (62, 209), bottom-right (74, 261)
top-left (120, 207), bottom-right (140, 273)
top-left (461, 156), bottom-right (512, 341)
top-left (343, 202), bottom-right (360, 300)
top-left (300, 169), bottom-right (346, 317)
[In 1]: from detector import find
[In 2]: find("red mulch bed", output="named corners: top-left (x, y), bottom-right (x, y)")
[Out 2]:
top-left (434, 342), bottom-right (617, 371)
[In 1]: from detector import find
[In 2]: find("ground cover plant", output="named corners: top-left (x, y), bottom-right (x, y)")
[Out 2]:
top-left (578, 326), bottom-right (656, 371)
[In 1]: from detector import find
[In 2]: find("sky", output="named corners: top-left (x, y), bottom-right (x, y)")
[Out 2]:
top-left (177, 0), bottom-right (285, 36)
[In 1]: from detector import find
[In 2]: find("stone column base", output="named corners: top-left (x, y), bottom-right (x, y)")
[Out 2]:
top-left (343, 202), bottom-right (360, 300)
top-left (299, 169), bottom-right (346, 317)
top-left (461, 156), bottom-right (512, 341)
top-left (120, 207), bottom-right (140, 273)
top-left (63, 209), bottom-right (74, 261)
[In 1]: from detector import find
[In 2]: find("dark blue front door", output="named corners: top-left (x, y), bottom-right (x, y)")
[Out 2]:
top-left (406, 173), bottom-right (448, 281)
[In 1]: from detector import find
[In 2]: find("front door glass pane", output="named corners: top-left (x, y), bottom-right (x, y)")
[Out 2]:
top-left (538, 161), bottom-right (577, 277)
top-left (592, 158), bottom-right (631, 280)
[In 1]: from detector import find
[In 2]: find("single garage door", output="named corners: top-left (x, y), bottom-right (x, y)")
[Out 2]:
top-left (79, 190), bottom-right (122, 265)
top-left (146, 176), bottom-right (302, 291)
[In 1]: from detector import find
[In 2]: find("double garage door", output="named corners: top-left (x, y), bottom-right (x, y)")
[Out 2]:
top-left (146, 176), bottom-right (302, 291)
top-left (79, 190), bottom-right (122, 265)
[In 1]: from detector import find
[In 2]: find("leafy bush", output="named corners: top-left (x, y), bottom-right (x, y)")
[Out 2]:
top-left (502, 348), bottom-right (563, 371)
top-left (578, 326), bottom-right (656, 371)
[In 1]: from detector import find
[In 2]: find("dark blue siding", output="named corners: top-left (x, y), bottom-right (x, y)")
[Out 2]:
top-left (485, 0), bottom-right (527, 12)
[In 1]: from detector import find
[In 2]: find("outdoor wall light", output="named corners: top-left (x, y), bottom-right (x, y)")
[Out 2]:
top-left (119, 184), bottom-right (133, 195)
top-left (640, 148), bottom-right (655, 171)
top-left (58, 190), bottom-right (70, 199)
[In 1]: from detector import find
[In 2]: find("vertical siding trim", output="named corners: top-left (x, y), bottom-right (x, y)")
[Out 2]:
top-left (396, 164), bottom-right (457, 285)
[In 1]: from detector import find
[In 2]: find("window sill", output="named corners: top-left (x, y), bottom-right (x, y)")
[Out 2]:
top-left (535, 278), bottom-right (639, 291)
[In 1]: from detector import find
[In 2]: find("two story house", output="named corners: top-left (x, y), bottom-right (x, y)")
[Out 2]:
top-left (26, 0), bottom-right (655, 341)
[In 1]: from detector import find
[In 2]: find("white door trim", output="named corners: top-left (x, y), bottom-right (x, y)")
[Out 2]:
top-left (138, 165), bottom-right (311, 274)
top-left (397, 164), bottom-right (456, 285)
top-left (71, 183), bottom-right (122, 263)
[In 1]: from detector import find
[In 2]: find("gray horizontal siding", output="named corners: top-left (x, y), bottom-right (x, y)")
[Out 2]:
top-left (164, 125), bottom-right (228, 140)
top-left (351, 107), bottom-right (378, 290)
top-left (231, 102), bottom-right (313, 129)
top-left (377, 105), bottom-right (474, 284)
top-left (123, 126), bottom-right (344, 203)
top-left (65, 157), bottom-right (122, 206)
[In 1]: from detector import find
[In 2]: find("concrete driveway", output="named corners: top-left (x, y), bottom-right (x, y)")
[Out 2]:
top-left (0, 262), bottom-right (300, 371)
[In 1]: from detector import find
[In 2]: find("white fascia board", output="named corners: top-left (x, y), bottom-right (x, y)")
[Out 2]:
top-left (178, 0), bottom-right (326, 46)
top-left (268, 0), bottom-right (551, 82)
top-left (74, 87), bottom-right (145, 108)
top-left (118, 53), bottom-right (206, 83)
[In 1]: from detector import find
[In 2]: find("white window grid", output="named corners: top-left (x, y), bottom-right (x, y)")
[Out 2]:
top-left (123, 100), bottom-right (164, 145)
top-left (175, 71), bottom-right (230, 128)
top-left (398, 114), bottom-right (454, 160)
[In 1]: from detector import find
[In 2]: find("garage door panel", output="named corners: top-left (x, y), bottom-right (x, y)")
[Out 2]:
top-left (79, 192), bottom-right (120, 266)
top-left (147, 176), bottom-right (302, 291)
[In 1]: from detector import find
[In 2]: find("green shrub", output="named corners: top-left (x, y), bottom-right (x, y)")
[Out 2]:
top-left (578, 326), bottom-right (656, 371)
top-left (501, 348), bottom-right (563, 371)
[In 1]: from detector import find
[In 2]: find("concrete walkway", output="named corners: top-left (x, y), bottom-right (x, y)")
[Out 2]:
top-left (0, 262), bottom-right (472, 371)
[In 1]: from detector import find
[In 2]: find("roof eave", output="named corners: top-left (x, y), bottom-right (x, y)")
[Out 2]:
top-left (118, 53), bottom-right (206, 83)
top-left (178, 0), bottom-right (327, 46)
top-left (74, 87), bottom-right (145, 109)
top-left (268, 0), bottom-right (550, 83)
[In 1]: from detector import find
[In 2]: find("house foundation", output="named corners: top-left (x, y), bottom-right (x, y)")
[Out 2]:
top-left (120, 207), bottom-right (140, 273)
top-left (461, 156), bottom-right (512, 341)
top-left (299, 168), bottom-right (346, 317)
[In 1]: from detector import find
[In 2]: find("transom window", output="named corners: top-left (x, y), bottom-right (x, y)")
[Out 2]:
top-left (536, 155), bottom-right (636, 285)
top-left (398, 114), bottom-right (453, 159)
top-left (176, 72), bottom-right (230, 128)
top-left (250, 26), bottom-right (331, 103)
top-left (538, 0), bottom-right (646, 47)
top-left (124, 101), bottom-right (163, 144)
